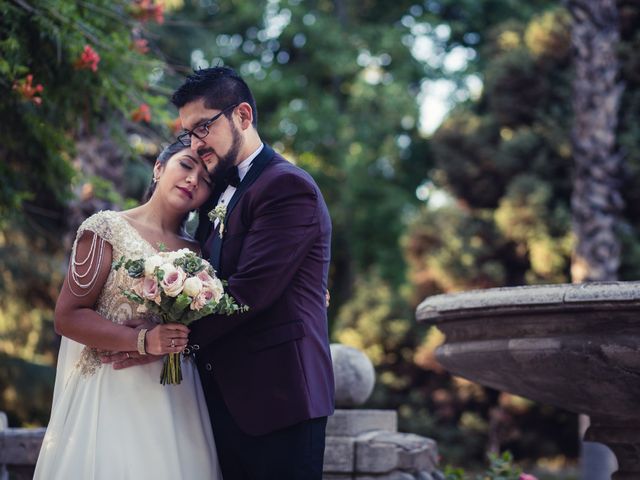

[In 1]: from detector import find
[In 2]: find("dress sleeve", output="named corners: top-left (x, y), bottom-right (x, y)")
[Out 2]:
top-left (67, 211), bottom-right (116, 298)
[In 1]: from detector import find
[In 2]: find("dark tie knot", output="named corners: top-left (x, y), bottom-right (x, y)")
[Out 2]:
top-left (223, 166), bottom-right (241, 188)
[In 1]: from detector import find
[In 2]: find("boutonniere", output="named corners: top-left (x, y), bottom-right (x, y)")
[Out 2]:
top-left (207, 204), bottom-right (227, 238)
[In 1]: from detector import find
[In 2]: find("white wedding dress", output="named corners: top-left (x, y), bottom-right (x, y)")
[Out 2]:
top-left (34, 211), bottom-right (222, 480)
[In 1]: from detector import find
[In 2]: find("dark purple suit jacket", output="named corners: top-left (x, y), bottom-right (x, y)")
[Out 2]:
top-left (190, 144), bottom-right (335, 436)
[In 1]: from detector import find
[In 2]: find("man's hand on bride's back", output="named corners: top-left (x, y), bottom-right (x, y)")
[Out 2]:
top-left (102, 351), bottom-right (160, 369)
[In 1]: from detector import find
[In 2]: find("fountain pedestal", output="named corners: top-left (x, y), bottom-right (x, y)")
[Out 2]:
top-left (416, 282), bottom-right (640, 479)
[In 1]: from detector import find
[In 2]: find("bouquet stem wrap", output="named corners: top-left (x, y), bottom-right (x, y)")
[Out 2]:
top-left (160, 313), bottom-right (183, 385)
top-left (161, 354), bottom-right (183, 385)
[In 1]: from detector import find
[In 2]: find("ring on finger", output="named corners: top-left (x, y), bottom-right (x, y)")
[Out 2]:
top-left (170, 339), bottom-right (175, 348)
top-left (126, 352), bottom-right (130, 359)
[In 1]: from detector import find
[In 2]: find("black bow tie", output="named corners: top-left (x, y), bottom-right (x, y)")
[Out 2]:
top-left (222, 166), bottom-right (240, 188)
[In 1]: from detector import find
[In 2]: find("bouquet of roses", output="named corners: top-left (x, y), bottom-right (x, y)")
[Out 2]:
top-left (113, 248), bottom-right (246, 384)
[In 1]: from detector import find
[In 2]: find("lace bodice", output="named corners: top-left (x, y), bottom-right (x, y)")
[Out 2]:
top-left (72, 210), bottom-right (159, 375)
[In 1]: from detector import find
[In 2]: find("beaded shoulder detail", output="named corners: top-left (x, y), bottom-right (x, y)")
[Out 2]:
top-left (71, 210), bottom-right (158, 376)
top-left (74, 210), bottom-right (118, 246)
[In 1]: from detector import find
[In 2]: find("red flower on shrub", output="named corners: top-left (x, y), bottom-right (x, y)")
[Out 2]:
top-left (75, 45), bottom-right (100, 72)
top-left (132, 39), bottom-right (150, 54)
top-left (132, 103), bottom-right (151, 123)
top-left (131, 0), bottom-right (164, 24)
top-left (13, 74), bottom-right (44, 105)
top-left (169, 117), bottom-right (183, 134)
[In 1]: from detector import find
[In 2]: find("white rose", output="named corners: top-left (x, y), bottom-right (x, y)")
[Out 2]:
top-left (183, 276), bottom-right (203, 297)
top-left (144, 255), bottom-right (165, 276)
top-left (165, 251), bottom-right (181, 262)
top-left (159, 264), bottom-right (187, 297)
top-left (208, 277), bottom-right (224, 303)
top-left (164, 248), bottom-right (192, 263)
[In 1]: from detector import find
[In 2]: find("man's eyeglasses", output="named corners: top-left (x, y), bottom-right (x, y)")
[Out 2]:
top-left (177, 103), bottom-right (239, 146)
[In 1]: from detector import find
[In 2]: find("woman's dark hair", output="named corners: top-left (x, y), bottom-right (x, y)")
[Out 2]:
top-left (171, 66), bottom-right (258, 127)
top-left (144, 141), bottom-right (188, 201)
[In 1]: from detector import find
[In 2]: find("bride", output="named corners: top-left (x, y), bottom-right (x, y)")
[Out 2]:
top-left (34, 142), bottom-right (222, 479)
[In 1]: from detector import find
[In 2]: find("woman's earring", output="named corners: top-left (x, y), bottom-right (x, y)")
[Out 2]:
top-left (152, 176), bottom-right (158, 183)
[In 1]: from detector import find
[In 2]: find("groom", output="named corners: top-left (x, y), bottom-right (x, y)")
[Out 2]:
top-left (172, 67), bottom-right (334, 479)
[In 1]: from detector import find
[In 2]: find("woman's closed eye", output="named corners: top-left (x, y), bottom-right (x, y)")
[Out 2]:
top-left (179, 161), bottom-right (212, 188)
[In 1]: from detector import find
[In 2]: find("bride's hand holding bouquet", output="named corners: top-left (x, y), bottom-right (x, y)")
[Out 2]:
top-left (113, 248), bottom-right (247, 384)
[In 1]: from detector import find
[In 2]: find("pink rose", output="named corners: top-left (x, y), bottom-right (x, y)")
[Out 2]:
top-left (520, 474), bottom-right (538, 480)
top-left (195, 270), bottom-right (224, 304)
top-left (159, 264), bottom-right (186, 297)
top-left (196, 270), bottom-right (216, 287)
top-left (191, 289), bottom-right (214, 310)
top-left (141, 276), bottom-right (160, 304)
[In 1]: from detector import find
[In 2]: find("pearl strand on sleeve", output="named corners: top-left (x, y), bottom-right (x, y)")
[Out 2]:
top-left (67, 231), bottom-right (106, 297)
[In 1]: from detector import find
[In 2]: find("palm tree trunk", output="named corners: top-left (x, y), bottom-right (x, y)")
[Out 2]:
top-left (567, 1), bottom-right (623, 479)
top-left (568, 0), bottom-right (624, 283)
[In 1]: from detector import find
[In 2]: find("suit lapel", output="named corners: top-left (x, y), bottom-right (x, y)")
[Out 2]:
top-left (226, 144), bottom-right (275, 220)
top-left (209, 144), bottom-right (275, 272)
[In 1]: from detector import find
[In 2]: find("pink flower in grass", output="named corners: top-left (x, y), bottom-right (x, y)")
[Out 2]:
top-left (520, 474), bottom-right (538, 480)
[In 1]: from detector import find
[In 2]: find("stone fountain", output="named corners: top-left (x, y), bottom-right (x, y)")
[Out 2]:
top-left (416, 282), bottom-right (640, 480)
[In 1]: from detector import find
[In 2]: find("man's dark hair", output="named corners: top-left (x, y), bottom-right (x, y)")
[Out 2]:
top-left (171, 66), bottom-right (258, 127)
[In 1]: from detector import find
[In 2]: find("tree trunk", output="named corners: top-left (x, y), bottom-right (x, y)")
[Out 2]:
top-left (567, 1), bottom-right (623, 479)
top-left (568, 0), bottom-right (624, 283)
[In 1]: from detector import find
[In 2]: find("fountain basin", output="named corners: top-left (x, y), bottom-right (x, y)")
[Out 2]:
top-left (416, 282), bottom-right (640, 479)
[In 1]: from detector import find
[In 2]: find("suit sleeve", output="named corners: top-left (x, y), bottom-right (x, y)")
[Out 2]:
top-left (189, 173), bottom-right (321, 347)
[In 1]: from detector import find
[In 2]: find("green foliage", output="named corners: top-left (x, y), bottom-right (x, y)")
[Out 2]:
top-left (112, 256), bottom-right (145, 278)
top-left (617, 6), bottom-right (640, 280)
top-left (152, 0), bottom-right (430, 294)
top-left (0, 352), bottom-right (55, 427)
top-left (400, 1), bottom-right (640, 470)
top-left (400, 5), bottom-right (585, 467)
top-left (0, 0), bottom-right (167, 224)
top-left (411, 7), bottom-right (574, 295)
top-left (334, 271), bottom-right (418, 367)
top-left (445, 451), bottom-right (526, 480)
top-left (0, 0), bottom-right (171, 426)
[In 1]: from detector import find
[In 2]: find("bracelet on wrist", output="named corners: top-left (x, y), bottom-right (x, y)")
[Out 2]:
top-left (137, 328), bottom-right (148, 355)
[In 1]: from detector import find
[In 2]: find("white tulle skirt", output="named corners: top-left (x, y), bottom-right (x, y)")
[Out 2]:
top-left (34, 338), bottom-right (221, 480)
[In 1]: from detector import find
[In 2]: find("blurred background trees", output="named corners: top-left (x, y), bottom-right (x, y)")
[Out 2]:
top-left (2, 0), bottom-right (640, 474)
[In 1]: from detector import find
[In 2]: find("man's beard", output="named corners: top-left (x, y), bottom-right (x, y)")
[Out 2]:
top-left (210, 123), bottom-right (243, 184)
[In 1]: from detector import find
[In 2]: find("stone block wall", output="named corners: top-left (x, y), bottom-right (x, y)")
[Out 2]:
top-left (323, 409), bottom-right (442, 480)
